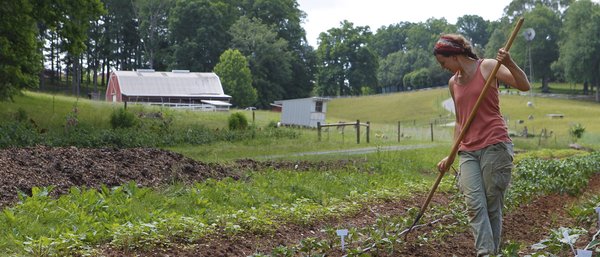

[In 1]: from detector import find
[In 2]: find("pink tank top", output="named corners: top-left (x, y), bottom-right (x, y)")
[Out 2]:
top-left (453, 60), bottom-right (511, 151)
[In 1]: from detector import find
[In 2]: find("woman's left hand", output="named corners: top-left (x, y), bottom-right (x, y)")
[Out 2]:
top-left (496, 48), bottom-right (512, 65)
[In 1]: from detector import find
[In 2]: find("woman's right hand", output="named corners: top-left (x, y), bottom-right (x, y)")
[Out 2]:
top-left (437, 156), bottom-right (449, 173)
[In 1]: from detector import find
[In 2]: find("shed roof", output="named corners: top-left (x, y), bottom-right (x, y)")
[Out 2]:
top-left (113, 70), bottom-right (231, 98)
top-left (273, 97), bottom-right (330, 105)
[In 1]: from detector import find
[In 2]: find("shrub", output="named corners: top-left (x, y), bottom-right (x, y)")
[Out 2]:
top-left (110, 108), bottom-right (137, 129)
top-left (14, 108), bottom-right (28, 122)
top-left (569, 123), bottom-right (585, 142)
top-left (228, 112), bottom-right (248, 130)
top-left (0, 122), bottom-right (41, 147)
top-left (266, 120), bottom-right (279, 128)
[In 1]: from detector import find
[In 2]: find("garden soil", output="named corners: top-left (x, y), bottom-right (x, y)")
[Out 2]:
top-left (1, 146), bottom-right (598, 256)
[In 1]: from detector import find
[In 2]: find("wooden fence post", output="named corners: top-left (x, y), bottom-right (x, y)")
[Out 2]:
top-left (430, 123), bottom-right (434, 142)
top-left (317, 122), bottom-right (321, 141)
top-left (356, 120), bottom-right (360, 144)
top-left (366, 121), bottom-right (370, 143)
top-left (398, 121), bottom-right (401, 142)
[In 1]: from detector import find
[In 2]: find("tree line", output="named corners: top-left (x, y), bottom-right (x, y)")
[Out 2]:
top-left (1, 0), bottom-right (599, 108)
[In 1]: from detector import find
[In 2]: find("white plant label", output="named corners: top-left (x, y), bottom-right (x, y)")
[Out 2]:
top-left (563, 231), bottom-right (576, 256)
top-left (576, 249), bottom-right (592, 257)
top-left (336, 229), bottom-right (349, 251)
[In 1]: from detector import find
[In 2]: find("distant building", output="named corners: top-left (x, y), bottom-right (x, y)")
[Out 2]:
top-left (274, 97), bottom-right (329, 128)
top-left (269, 102), bottom-right (282, 112)
top-left (105, 69), bottom-right (232, 111)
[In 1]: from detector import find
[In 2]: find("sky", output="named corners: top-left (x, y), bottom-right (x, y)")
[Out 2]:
top-left (297, 0), bottom-right (514, 47)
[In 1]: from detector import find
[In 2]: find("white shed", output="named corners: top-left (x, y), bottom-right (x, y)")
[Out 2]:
top-left (276, 97), bottom-right (330, 128)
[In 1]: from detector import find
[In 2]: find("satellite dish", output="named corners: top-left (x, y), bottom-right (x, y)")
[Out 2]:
top-left (523, 28), bottom-right (536, 41)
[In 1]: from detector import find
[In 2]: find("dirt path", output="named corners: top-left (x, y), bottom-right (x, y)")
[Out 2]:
top-left (258, 144), bottom-right (437, 159)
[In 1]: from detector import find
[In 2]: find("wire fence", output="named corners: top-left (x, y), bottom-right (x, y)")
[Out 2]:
top-left (317, 119), bottom-right (454, 144)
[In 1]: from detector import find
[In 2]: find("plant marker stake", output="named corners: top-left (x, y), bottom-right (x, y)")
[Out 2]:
top-left (404, 17), bottom-right (525, 240)
top-left (595, 207), bottom-right (600, 228)
top-left (577, 249), bottom-right (593, 257)
top-left (563, 230), bottom-right (577, 256)
top-left (337, 229), bottom-right (348, 252)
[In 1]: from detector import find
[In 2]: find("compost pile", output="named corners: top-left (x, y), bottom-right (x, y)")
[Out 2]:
top-left (0, 146), bottom-right (355, 208)
top-left (0, 146), bottom-right (597, 256)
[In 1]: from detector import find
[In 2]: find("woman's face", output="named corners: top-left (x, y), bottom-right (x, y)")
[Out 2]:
top-left (435, 54), bottom-right (458, 73)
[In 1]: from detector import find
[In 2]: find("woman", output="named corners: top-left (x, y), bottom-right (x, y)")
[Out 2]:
top-left (434, 34), bottom-right (530, 256)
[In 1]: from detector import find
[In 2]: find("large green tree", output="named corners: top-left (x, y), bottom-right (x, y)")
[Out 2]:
top-left (214, 49), bottom-right (257, 108)
top-left (405, 18), bottom-right (455, 52)
top-left (377, 51), bottom-right (407, 92)
top-left (0, 0), bottom-right (39, 100)
top-left (133, 0), bottom-right (174, 71)
top-left (504, 0), bottom-right (573, 19)
top-left (229, 16), bottom-right (292, 108)
top-left (375, 18), bottom-right (454, 92)
top-left (169, 0), bottom-right (239, 71)
top-left (372, 22), bottom-right (413, 58)
top-left (242, 0), bottom-right (315, 100)
top-left (0, 0), bottom-right (104, 101)
top-left (316, 20), bottom-right (378, 96)
top-left (56, 0), bottom-right (106, 96)
top-left (456, 15), bottom-right (491, 49)
top-left (484, 17), bottom-right (514, 58)
top-left (517, 5), bottom-right (561, 92)
top-left (558, 0), bottom-right (600, 101)
top-left (377, 48), bottom-right (439, 91)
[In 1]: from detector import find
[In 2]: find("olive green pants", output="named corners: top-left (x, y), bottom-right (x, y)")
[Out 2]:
top-left (458, 142), bottom-right (514, 256)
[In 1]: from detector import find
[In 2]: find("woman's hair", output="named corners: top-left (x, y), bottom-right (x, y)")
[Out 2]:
top-left (433, 34), bottom-right (479, 59)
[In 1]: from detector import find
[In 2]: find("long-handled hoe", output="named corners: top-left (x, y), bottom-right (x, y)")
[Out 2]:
top-left (402, 17), bottom-right (525, 240)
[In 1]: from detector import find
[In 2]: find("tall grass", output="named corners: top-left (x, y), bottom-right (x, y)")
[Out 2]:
top-left (0, 92), bottom-right (113, 130)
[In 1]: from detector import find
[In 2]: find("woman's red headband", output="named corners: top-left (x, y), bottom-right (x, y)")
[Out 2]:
top-left (433, 36), bottom-right (464, 55)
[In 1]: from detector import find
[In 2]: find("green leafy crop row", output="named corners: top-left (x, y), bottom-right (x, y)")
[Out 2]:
top-left (506, 152), bottom-right (600, 210)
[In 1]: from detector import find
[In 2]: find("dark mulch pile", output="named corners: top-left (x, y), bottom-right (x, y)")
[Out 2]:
top-left (2, 146), bottom-right (598, 256)
top-left (0, 146), bottom-right (358, 208)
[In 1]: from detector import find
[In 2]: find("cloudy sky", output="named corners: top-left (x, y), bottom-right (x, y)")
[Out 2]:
top-left (297, 0), bottom-right (514, 47)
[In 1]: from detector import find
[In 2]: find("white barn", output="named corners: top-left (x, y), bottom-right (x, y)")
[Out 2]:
top-left (105, 69), bottom-right (232, 111)
top-left (275, 97), bottom-right (330, 128)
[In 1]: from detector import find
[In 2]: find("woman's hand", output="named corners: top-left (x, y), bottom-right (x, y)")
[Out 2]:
top-left (496, 48), bottom-right (513, 66)
top-left (437, 156), bottom-right (450, 173)
top-left (494, 47), bottom-right (531, 91)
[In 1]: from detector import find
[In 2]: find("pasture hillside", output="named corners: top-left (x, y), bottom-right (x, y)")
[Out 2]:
top-left (1, 88), bottom-right (599, 156)
top-left (327, 87), bottom-right (600, 150)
